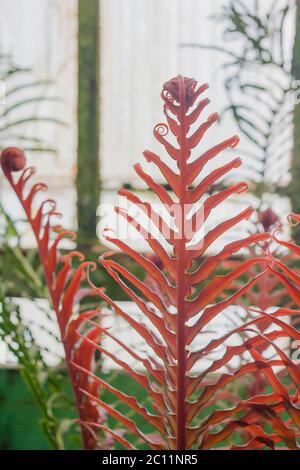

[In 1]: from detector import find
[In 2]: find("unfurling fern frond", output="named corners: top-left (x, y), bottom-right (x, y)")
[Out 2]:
top-left (0, 147), bottom-right (105, 450)
top-left (77, 75), bottom-right (287, 450)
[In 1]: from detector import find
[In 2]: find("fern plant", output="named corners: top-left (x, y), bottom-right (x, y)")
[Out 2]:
top-left (3, 76), bottom-right (300, 450)
top-left (78, 75), bottom-right (295, 450)
top-left (0, 53), bottom-right (75, 449)
top-left (0, 147), bottom-right (107, 449)
top-left (215, 208), bottom-right (291, 401)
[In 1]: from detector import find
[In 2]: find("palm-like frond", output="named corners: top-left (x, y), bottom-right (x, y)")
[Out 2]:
top-left (183, 1), bottom-right (293, 190)
top-left (0, 54), bottom-right (63, 152)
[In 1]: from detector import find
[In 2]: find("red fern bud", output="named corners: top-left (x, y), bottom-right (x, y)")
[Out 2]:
top-left (0, 147), bottom-right (26, 173)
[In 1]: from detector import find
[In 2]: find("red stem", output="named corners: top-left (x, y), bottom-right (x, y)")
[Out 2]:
top-left (176, 75), bottom-right (187, 450)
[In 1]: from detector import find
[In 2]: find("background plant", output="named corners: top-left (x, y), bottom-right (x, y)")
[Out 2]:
top-left (183, 0), bottom-right (293, 198)
top-left (0, 53), bottom-right (62, 152)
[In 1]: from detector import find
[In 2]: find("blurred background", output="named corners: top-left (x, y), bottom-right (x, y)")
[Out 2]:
top-left (0, 0), bottom-right (299, 449)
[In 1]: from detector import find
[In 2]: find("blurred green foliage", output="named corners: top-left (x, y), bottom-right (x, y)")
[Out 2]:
top-left (183, 0), bottom-right (293, 198)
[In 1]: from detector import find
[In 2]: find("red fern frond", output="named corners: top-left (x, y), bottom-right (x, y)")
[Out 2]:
top-left (81, 76), bottom-right (276, 450)
top-left (0, 147), bottom-right (104, 449)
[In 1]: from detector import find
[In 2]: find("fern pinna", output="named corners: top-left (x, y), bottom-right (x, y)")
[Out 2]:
top-left (0, 147), bottom-right (106, 450)
top-left (85, 75), bottom-right (278, 450)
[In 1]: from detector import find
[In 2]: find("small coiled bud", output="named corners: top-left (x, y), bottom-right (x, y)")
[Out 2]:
top-left (0, 147), bottom-right (26, 172)
top-left (163, 76), bottom-right (197, 106)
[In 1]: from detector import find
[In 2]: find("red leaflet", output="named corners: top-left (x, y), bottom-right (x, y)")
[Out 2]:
top-left (0, 147), bottom-right (103, 450)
